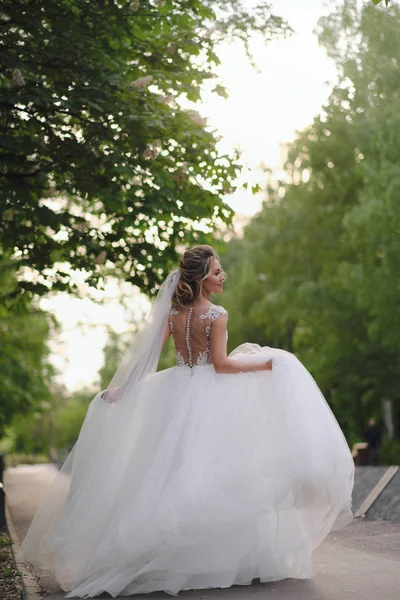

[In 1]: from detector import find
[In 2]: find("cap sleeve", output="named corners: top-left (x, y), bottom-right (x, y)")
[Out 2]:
top-left (209, 305), bottom-right (229, 322)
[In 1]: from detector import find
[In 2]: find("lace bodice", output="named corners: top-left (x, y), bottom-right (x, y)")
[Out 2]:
top-left (169, 303), bottom-right (228, 368)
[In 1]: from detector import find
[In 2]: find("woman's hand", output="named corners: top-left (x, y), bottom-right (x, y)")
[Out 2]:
top-left (258, 359), bottom-right (273, 372)
top-left (101, 386), bottom-right (122, 404)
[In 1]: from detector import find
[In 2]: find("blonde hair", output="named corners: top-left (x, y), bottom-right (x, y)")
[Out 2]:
top-left (172, 245), bottom-right (219, 307)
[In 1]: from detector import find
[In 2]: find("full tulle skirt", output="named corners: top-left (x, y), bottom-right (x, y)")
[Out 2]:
top-left (19, 345), bottom-right (354, 597)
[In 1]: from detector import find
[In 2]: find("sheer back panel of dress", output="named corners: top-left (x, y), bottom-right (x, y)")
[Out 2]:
top-left (169, 303), bottom-right (228, 367)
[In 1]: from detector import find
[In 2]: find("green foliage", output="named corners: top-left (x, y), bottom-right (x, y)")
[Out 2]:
top-left (0, 0), bottom-right (288, 296)
top-left (380, 438), bottom-right (400, 464)
top-left (5, 310), bottom-right (179, 456)
top-left (2, 453), bottom-right (49, 467)
top-left (99, 320), bottom-right (178, 387)
top-left (98, 328), bottom-right (129, 391)
top-left (0, 256), bottom-right (54, 435)
top-left (0, 537), bottom-right (13, 548)
top-left (9, 386), bottom-right (94, 455)
top-left (53, 388), bottom-right (94, 450)
top-left (222, 2), bottom-right (400, 446)
top-left (158, 336), bottom-right (178, 371)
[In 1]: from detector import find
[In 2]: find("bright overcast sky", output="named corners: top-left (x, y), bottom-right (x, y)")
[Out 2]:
top-left (42, 0), bottom-right (338, 392)
top-left (210, 0), bottom-right (337, 215)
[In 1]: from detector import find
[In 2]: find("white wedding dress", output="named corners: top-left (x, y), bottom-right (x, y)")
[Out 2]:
top-left (20, 302), bottom-right (354, 598)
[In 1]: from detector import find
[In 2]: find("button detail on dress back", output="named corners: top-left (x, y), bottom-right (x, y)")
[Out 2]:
top-left (186, 305), bottom-right (194, 368)
top-left (171, 303), bottom-right (229, 368)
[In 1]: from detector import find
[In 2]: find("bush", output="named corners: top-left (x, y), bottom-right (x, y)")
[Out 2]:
top-left (3, 453), bottom-right (49, 468)
top-left (380, 438), bottom-right (400, 465)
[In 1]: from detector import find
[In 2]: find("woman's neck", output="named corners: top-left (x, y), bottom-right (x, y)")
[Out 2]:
top-left (192, 292), bottom-right (211, 306)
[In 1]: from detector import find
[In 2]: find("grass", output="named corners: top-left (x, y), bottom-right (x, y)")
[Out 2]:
top-left (0, 531), bottom-right (23, 600)
top-left (0, 536), bottom-right (13, 547)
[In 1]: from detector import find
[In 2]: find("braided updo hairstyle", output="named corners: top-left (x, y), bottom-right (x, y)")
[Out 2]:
top-left (172, 245), bottom-right (219, 307)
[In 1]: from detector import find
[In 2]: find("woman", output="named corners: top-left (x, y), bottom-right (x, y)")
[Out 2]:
top-left (19, 245), bottom-right (354, 598)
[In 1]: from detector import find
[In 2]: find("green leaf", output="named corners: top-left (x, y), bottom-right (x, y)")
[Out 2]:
top-left (213, 84), bottom-right (229, 99)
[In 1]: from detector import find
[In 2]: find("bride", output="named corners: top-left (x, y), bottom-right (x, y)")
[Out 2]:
top-left (19, 245), bottom-right (355, 598)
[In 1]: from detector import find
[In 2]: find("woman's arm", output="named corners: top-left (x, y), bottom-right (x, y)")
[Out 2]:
top-left (210, 316), bottom-right (272, 374)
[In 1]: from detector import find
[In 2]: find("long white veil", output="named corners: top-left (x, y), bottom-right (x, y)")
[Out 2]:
top-left (102, 267), bottom-right (181, 403)
top-left (18, 268), bottom-right (181, 573)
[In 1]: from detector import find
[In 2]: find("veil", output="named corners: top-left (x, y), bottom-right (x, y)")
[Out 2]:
top-left (101, 267), bottom-right (181, 403)
top-left (18, 268), bottom-right (181, 569)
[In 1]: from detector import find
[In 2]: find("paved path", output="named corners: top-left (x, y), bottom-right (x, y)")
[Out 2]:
top-left (5, 465), bottom-right (400, 600)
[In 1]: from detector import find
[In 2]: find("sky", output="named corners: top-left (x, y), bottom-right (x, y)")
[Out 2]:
top-left (206, 0), bottom-right (337, 215)
top-left (42, 0), bottom-right (338, 392)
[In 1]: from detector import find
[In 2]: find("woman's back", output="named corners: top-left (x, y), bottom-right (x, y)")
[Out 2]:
top-left (169, 302), bottom-right (228, 367)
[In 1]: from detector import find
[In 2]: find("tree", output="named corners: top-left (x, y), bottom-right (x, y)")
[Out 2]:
top-left (98, 328), bottom-right (130, 391)
top-left (0, 257), bottom-right (54, 435)
top-left (0, 0), bottom-right (288, 296)
top-left (9, 385), bottom-right (94, 456)
top-left (222, 1), bottom-right (400, 447)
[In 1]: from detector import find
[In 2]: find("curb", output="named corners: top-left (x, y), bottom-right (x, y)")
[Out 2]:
top-left (354, 465), bottom-right (399, 518)
top-left (5, 501), bottom-right (42, 600)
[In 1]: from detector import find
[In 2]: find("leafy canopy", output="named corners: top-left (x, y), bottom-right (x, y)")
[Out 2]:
top-left (0, 0), bottom-right (288, 295)
top-left (222, 1), bottom-right (400, 443)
